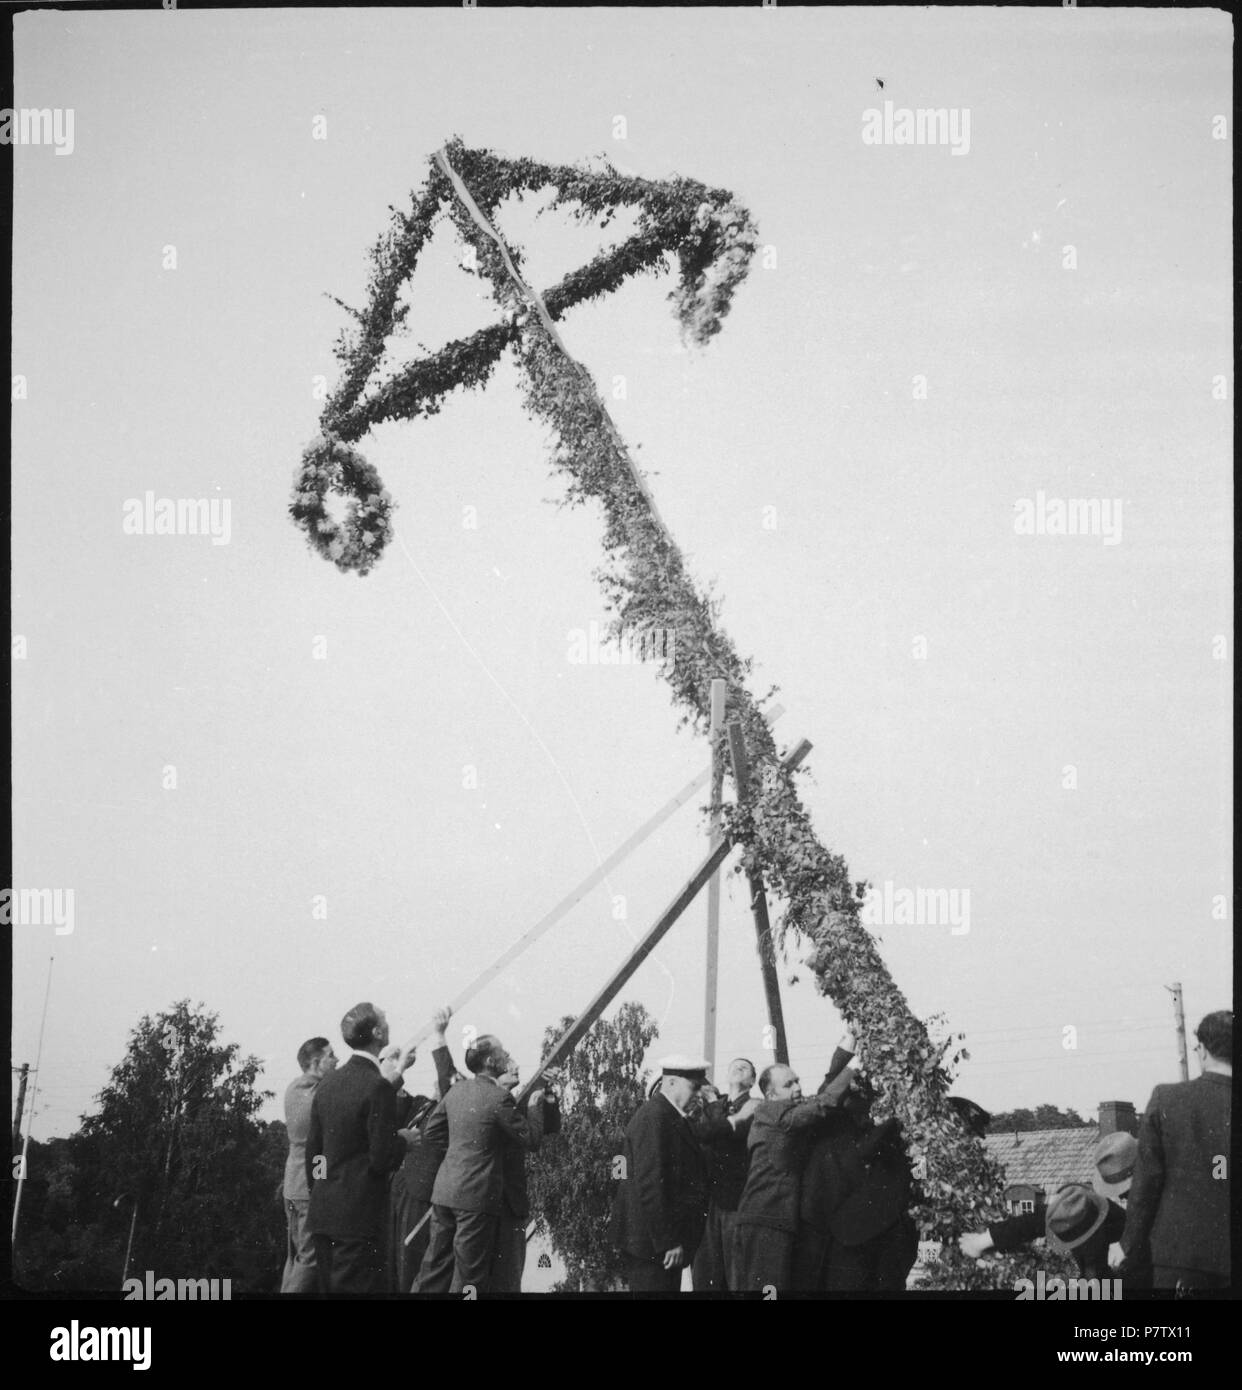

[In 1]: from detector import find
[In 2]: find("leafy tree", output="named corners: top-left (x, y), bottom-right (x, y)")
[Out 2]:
top-left (14, 1000), bottom-right (284, 1291)
top-left (527, 1002), bottom-right (658, 1291)
top-left (987, 1104), bottom-right (1091, 1134)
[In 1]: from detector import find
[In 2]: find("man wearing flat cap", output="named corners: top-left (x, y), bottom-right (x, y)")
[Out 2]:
top-left (610, 1054), bottom-right (710, 1293)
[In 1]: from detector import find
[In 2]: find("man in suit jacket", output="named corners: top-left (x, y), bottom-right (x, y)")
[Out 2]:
top-left (305, 1001), bottom-right (416, 1294)
top-left (691, 1058), bottom-right (759, 1291)
top-left (610, 1055), bottom-right (711, 1293)
top-left (385, 1005), bottom-right (456, 1292)
top-left (280, 1035), bottom-right (337, 1292)
top-left (732, 1058), bottom-right (853, 1293)
top-left (415, 1034), bottom-right (541, 1293)
top-left (1119, 1010), bottom-right (1232, 1290)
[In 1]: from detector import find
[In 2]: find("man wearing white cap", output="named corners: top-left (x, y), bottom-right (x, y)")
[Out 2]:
top-left (610, 1054), bottom-right (711, 1292)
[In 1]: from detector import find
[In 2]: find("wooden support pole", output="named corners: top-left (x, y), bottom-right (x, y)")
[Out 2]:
top-left (725, 723), bottom-right (789, 1066)
top-left (703, 678), bottom-right (727, 1071)
top-left (515, 736), bottom-right (812, 1109)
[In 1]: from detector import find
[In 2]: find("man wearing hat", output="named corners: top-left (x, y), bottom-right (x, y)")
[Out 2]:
top-left (610, 1054), bottom-right (711, 1293)
top-left (1117, 1009), bottom-right (1232, 1291)
top-left (958, 1132), bottom-right (1139, 1282)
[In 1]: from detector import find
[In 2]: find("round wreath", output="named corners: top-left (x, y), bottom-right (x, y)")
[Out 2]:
top-left (289, 434), bottom-right (394, 576)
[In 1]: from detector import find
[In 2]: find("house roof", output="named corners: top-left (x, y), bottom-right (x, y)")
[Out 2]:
top-left (984, 1127), bottom-right (1100, 1195)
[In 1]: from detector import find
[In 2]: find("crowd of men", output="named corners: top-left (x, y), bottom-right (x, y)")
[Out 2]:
top-left (278, 1000), bottom-right (1231, 1296)
top-left (280, 1001), bottom-right (557, 1295)
top-left (610, 1010), bottom-right (1232, 1295)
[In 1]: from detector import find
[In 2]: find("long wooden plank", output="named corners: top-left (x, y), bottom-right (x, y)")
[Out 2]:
top-left (399, 704), bottom-right (784, 1052)
top-left (514, 737), bottom-right (812, 1108)
top-left (703, 678), bottom-right (727, 1070)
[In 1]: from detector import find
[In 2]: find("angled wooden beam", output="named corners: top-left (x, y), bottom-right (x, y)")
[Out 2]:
top-left (514, 737), bottom-right (812, 1108)
top-left (400, 704), bottom-right (784, 1053)
top-left (726, 721), bottom-right (789, 1067)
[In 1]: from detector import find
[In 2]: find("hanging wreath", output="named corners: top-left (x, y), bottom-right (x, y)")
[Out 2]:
top-left (289, 434), bottom-right (394, 576)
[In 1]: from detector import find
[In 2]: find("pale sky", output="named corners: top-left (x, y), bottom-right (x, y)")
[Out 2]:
top-left (11, 7), bottom-right (1232, 1142)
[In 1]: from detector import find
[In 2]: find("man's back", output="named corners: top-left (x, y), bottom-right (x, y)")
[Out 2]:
top-left (306, 1055), bottom-right (402, 1238)
top-left (1125, 1072), bottom-right (1231, 1276)
top-left (429, 1075), bottom-right (533, 1214)
top-left (283, 1073), bottom-right (319, 1201)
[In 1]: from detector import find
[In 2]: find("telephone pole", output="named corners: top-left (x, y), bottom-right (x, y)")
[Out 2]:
top-left (11, 1063), bottom-right (30, 1147)
top-left (1167, 982), bottom-right (1190, 1081)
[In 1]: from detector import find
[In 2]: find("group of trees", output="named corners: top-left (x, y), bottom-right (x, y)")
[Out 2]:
top-left (13, 1001), bottom-right (287, 1292)
top-left (986, 1104), bottom-right (1091, 1134)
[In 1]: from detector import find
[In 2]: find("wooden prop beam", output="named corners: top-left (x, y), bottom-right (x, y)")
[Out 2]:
top-left (514, 737), bottom-right (812, 1109)
top-left (703, 678), bottom-right (727, 1071)
top-left (726, 722), bottom-right (789, 1067)
top-left (399, 705), bottom-right (783, 1053)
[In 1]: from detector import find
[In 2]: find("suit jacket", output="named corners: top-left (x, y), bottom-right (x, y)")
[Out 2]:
top-left (735, 1075), bottom-right (852, 1234)
top-left (393, 1045), bottom-right (457, 1204)
top-left (610, 1093), bottom-right (708, 1259)
top-left (427, 1074), bottom-right (537, 1215)
top-left (283, 1072), bottom-right (320, 1201)
top-left (693, 1093), bottom-right (754, 1212)
top-left (305, 1054), bottom-right (404, 1239)
top-left (1122, 1072), bottom-right (1231, 1275)
top-left (801, 1115), bottom-right (908, 1245)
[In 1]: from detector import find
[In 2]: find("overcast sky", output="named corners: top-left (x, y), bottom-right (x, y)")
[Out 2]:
top-left (12, 7), bottom-right (1231, 1142)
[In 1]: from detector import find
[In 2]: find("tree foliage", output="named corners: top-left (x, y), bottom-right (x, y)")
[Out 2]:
top-left (987, 1104), bottom-right (1092, 1134)
top-left (527, 1002), bottom-right (659, 1291)
top-left (14, 1000), bottom-right (284, 1291)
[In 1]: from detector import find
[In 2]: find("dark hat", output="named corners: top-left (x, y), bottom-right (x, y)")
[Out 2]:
top-left (1045, 1183), bottom-right (1110, 1253)
top-left (947, 1096), bottom-right (991, 1137)
top-left (1093, 1132), bottom-right (1137, 1199)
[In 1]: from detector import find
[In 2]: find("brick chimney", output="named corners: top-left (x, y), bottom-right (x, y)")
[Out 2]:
top-left (1098, 1100), bottom-right (1138, 1137)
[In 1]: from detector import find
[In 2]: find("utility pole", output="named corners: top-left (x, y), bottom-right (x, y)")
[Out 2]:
top-left (1167, 982), bottom-right (1190, 1081)
top-left (12, 1064), bottom-right (30, 1148)
top-left (703, 678), bottom-right (727, 1072)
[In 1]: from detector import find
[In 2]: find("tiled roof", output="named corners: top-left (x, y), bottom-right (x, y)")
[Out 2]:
top-left (984, 1127), bottom-right (1099, 1195)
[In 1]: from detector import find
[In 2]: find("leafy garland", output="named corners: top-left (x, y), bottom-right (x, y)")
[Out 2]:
top-left (293, 138), bottom-right (1025, 1283)
top-left (290, 436), bottom-right (394, 576)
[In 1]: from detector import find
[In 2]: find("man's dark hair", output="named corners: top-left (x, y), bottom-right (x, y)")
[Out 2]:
top-left (465, 1034), bottom-right (503, 1075)
top-left (1196, 1011), bottom-right (1232, 1064)
top-left (297, 1036), bottom-right (331, 1072)
top-left (758, 1063), bottom-right (790, 1097)
top-left (730, 1057), bottom-right (757, 1080)
top-left (340, 1002), bottom-right (383, 1050)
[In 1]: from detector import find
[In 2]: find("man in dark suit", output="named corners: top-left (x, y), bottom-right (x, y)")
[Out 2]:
top-left (385, 1005), bottom-right (456, 1292)
top-left (797, 1037), bottom-right (914, 1291)
top-left (691, 1058), bottom-right (759, 1291)
top-left (1117, 1010), bottom-right (1232, 1291)
top-left (415, 1033), bottom-right (542, 1293)
top-left (610, 1055), bottom-right (711, 1293)
top-left (731, 1057), bottom-right (854, 1293)
top-left (305, 1001), bottom-right (417, 1294)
